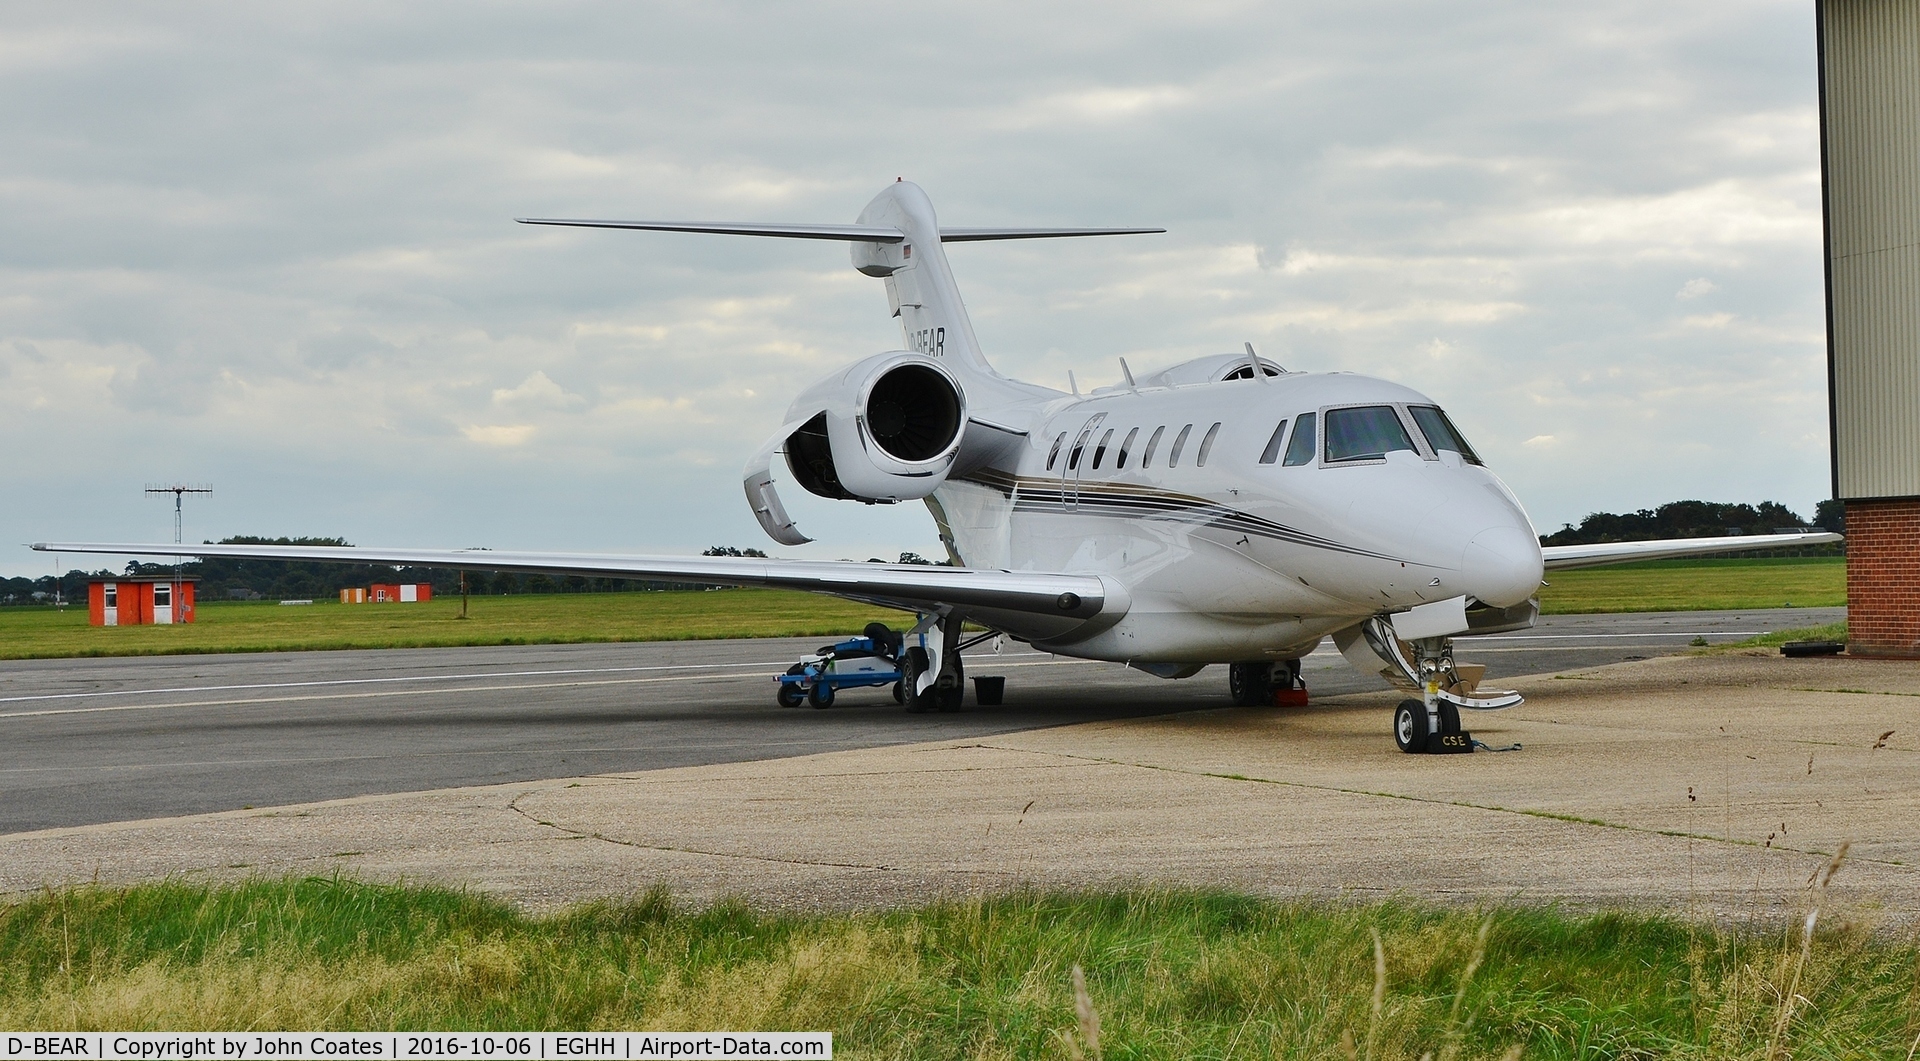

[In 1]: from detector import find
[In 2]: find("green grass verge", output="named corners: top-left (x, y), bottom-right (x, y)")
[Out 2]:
top-left (2, 879), bottom-right (1911, 1057)
top-left (1722, 621), bottom-right (1850, 650)
top-left (1538, 556), bottom-right (1844, 615)
top-left (0, 589), bottom-right (901, 660)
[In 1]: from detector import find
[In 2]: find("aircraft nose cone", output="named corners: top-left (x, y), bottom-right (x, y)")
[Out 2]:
top-left (1461, 525), bottom-right (1544, 608)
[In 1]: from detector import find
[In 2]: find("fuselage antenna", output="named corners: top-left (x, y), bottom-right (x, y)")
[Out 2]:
top-left (1119, 357), bottom-right (1137, 391)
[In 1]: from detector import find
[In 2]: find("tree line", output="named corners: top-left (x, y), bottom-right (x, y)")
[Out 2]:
top-left (1540, 499), bottom-right (1845, 552)
top-left (2, 538), bottom-right (944, 605)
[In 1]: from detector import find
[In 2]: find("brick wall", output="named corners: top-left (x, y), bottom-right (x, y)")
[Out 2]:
top-left (1846, 498), bottom-right (1920, 657)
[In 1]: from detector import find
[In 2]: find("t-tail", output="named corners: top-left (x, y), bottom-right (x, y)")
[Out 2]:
top-left (517, 179), bottom-right (1160, 383)
top-left (517, 181), bottom-right (1161, 546)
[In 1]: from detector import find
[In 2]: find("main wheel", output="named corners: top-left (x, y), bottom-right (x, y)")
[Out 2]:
top-left (808, 682), bottom-right (835, 709)
top-left (1228, 662), bottom-right (1274, 706)
top-left (900, 647), bottom-right (934, 713)
top-left (776, 683), bottom-right (804, 708)
top-left (1394, 699), bottom-right (1430, 754)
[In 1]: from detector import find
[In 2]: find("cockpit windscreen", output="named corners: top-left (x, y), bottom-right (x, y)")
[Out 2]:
top-left (1409, 405), bottom-right (1482, 465)
top-left (1324, 406), bottom-right (1417, 463)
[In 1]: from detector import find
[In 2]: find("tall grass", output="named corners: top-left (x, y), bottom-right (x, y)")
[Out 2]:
top-left (2, 878), bottom-right (1914, 1057)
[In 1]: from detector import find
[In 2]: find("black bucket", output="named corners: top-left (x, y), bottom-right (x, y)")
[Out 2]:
top-left (973, 676), bottom-right (1005, 706)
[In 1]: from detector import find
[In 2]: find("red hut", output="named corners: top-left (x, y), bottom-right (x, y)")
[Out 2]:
top-left (88, 577), bottom-right (199, 626)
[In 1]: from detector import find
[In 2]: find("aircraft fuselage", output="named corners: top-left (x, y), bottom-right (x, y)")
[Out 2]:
top-left (933, 368), bottom-right (1544, 662)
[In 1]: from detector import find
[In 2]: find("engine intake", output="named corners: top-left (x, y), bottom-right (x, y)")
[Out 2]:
top-left (776, 352), bottom-right (967, 503)
top-left (865, 363), bottom-right (962, 463)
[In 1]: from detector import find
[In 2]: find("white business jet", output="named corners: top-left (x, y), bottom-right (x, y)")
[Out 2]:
top-left (33, 180), bottom-right (1840, 752)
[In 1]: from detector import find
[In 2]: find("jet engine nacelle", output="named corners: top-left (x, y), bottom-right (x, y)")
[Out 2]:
top-left (779, 351), bottom-right (967, 503)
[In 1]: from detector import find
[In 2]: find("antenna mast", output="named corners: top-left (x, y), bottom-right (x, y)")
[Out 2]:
top-left (146, 483), bottom-right (213, 545)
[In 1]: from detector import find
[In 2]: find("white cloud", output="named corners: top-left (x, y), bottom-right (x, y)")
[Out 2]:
top-left (461, 423), bottom-right (537, 447)
top-left (1676, 277), bottom-right (1718, 299)
top-left (491, 370), bottom-right (582, 411)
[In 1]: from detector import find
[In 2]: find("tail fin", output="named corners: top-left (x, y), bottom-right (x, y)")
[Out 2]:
top-left (518, 181), bottom-right (1160, 380)
top-left (847, 181), bottom-right (994, 376)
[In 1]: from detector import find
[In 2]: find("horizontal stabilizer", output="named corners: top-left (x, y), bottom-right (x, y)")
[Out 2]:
top-left (516, 219), bottom-right (1165, 243)
top-left (1541, 530), bottom-right (1841, 570)
top-left (936, 227), bottom-right (1166, 242)
top-left (516, 218), bottom-right (907, 242)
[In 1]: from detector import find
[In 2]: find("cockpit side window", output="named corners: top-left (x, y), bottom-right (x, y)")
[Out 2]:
top-left (1324, 405), bottom-right (1417, 463)
top-left (1259, 420), bottom-right (1288, 464)
top-left (1409, 405), bottom-right (1482, 465)
top-left (1045, 432), bottom-right (1067, 471)
top-left (1116, 427), bottom-right (1139, 469)
top-left (1281, 412), bottom-right (1316, 466)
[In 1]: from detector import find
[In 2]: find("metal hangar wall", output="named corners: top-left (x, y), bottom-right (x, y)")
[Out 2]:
top-left (1819, 0), bottom-right (1920, 656)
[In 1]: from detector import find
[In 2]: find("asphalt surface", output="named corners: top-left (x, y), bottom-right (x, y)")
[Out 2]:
top-left (0, 607), bottom-right (1842, 833)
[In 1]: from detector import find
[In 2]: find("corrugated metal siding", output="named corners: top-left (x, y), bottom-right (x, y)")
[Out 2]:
top-left (1824, 0), bottom-right (1920, 499)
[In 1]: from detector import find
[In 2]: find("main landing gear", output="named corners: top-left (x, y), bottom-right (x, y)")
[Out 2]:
top-left (1228, 659), bottom-right (1307, 707)
top-left (901, 613), bottom-right (966, 713)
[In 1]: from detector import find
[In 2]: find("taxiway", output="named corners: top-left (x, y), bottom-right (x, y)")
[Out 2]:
top-left (0, 607), bottom-right (1842, 832)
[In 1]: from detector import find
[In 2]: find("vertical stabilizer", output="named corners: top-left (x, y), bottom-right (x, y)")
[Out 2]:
top-left (848, 182), bottom-right (998, 379)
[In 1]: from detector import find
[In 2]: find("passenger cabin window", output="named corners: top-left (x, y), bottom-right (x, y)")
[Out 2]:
top-left (1168, 424), bottom-right (1194, 467)
top-left (1092, 428), bottom-right (1114, 469)
top-left (1046, 432), bottom-right (1067, 471)
top-left (1141, 426), bottom-right (1166, 467)
top-left (1282, 412), bottom-right (1316, 466)
top-left (1409, 405), bottom-right (1482, 465)
top-left (1195, 422), bottom-right (1222, 466)
top-left (1068, 425), bottom-right (1095, 470)
top-left (1259, 421), bottom-right (1288, 464)
top-left (1116, 427), bottom-right (1139, 469)
top-left (1324, 405), bottom-right (1417, 463)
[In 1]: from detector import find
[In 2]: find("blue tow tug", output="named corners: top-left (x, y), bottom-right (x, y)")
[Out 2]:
top-left (775, 622), bottom-right (907, 708)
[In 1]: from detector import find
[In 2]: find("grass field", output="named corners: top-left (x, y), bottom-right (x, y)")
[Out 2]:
top-left (0, 589), bottom-right (900, 660)
top-left (1, 878), bottom-right (1908, 1057)
top-left (1535, 556), bottom-right (1843, 615)
top-left (0, 557), bottom-right (1847, 660)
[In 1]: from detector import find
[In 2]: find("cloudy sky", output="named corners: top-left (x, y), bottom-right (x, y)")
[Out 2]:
top-left (3, 2), bottom-right (1826, 577)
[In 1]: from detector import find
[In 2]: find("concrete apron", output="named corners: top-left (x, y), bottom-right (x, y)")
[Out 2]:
top-left (4, 652), bottom-right (1917, 923)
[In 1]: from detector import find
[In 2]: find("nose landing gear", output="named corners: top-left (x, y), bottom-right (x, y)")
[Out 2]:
top-left (1336, 618), bottom-right (1523, 754)
top-left (1396, 635), bottom-right (1518, 754)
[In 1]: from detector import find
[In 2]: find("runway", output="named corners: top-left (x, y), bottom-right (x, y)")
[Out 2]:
top-left (0, 607), bottom-right (1841, 833)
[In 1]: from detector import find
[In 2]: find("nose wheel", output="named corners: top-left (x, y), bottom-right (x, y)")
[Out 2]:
top-left (1395, 697), bottom-right (1463, 753)
top-left (1393, 699), bottom-right (1427, 752)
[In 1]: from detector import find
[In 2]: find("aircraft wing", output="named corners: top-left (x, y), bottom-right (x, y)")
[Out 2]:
top-left (1540, 530), bottom-right (1842, 570)
top-left (29, 541), bottom-right (1122, 638)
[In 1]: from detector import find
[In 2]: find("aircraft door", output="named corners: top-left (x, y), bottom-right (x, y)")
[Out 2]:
top-left (1061, 413), bottom-right (1105, 511)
